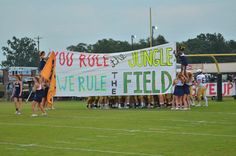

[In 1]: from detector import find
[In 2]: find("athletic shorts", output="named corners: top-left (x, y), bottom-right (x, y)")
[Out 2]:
top-left (13, 94), bottom-right (22, 99)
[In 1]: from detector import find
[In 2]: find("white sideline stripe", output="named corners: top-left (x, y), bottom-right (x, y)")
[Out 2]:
top-left (116, 132), bottom-right (136, 136)
top-left (148, 128), bottom-right (168, 131)
top-left (96, 135), bottom-right (117, 138)
top-left (19, 143), bottom-right (36, 147)
top-left (75, 138), bottom-right (95, 141)
top-left (0, 122), bottom-right (235, 138)
top-left (54, 141), bottom-right (77, 144)
top-left (0, 114), bottom-right (234, 125)
top-left (153, 126), bottom-right (182, 129)
top-left (194, 111), bottom-right (236, 115)
top-left (0, 141), bottom-right (161, 156)
top-left (6, 147), bottom-right (27, 151)
top-left (158, 119), bottom-right (234, 125)
top-left (50, 115), bottom-right (236, 125)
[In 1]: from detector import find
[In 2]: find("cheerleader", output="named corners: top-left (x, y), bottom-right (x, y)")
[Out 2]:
top-left (187, 72), bottom-right (195, 106)
top-left (182, 72), bottom-right (192, 110)
top-left (171, 72), bottom-right (179, 110)
top-left (11, 75), bottom-right (23, 115)
top-left (41, 79), bottom-right (49, 109)
top-left (39, 51), bottom-right (51, 73)
top-left (39, 51), bottom-right (46, 73)
top-left (179, 46), bottom-right (188, 74)
top-left (171, 77), bottom-right (176, 110)
top-left (173, 73), bottom-right (185, 110)
top-left (31, 77), bottom-right (47, 117)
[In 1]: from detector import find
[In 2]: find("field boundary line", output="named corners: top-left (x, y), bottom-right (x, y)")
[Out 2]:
top-left (158, 119), bottom-right (234, 125)
top-left (0, 114), bottom-right (234, 125)
top-left (0, 122), bottom-right (235, 138)
top-left (0, 141), bottom-right (162, 156)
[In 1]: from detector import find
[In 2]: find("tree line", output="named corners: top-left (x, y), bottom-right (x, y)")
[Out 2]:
top-left (1, 33), bottom-right (236, 67)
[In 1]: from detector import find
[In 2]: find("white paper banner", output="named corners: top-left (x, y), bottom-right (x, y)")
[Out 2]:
top-left (55, 43), bottom-right (176, 97)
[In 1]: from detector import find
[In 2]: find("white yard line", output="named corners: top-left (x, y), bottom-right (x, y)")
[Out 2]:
top-left (148, 128), bottom-right (168, 131)
top-left (0, 122), bottom-right (235, 138)
top-left (75, 138), bottom-right (95, 141)
top-left (0, 113), bottom-right (234, 125)
top-left (54, 141), bottom-right (77, 144)
top-left (193, 111), bottom-right (236, 115)
top-left (6, 147), bottom-right (27, 151)
top-left (96, 135), bottom-right (117, 138)
top-left (158, 119), bottom-right (234, 125)
top-left (140, 130), bottom-right (236, 138)
top-left (0, 141), bottom-right (162, 156)
top-left (115, 132), bottom-right (136, 136)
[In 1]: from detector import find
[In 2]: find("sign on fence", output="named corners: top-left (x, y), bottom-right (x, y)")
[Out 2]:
top-left (192, 82), bottom-right (235, 97)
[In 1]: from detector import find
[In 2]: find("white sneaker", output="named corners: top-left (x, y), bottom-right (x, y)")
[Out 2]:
top-left (15, 111), bottom-right (18, 114)
top-left (42, 113), bottom-right (47, 116)
top-left (183, 108), bottom-right (188, 110)
top-left (31, 114), bottom-right (38, 117)
top-left (171, 107), bottom-right (175, 110)
top-left (196, 104), bottom-right (201, 107)
top-left (17, 112), bottom-right (21, 115)
top-left (175, 107), bottom-right (180, 110)
top-left (141, 103), bottom-right (145, 108)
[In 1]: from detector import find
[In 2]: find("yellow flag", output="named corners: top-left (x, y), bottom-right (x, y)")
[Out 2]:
top-left (40, 51), bottom-right (56, 105)
top-left (47, 69), bottom-right (56, 105)
top-left (41, 52), bottom-right (56, 81)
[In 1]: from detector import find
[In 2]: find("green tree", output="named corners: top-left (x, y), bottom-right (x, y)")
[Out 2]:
top-left (66, 33), bottom-right (235, 63)
top-left (133, 39), bottom-right (149, 50)
top-left (183, 33), bottom-right (236, 63)
top-left (154, 35), bottom-right (168, 46)
top-left (134, 35), bottom-right (168, 50)
top-left (93, 39), bottom-right (130, 53)
top-left (67, 43), bottom-right (89, 52)
top-left (67, 39), bottom-right (131, 53)
top-left (1, 36), bottom-right (39, 67)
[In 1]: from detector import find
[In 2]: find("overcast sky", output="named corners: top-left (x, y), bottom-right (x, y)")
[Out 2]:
top-left (0, 0), bottom-right (235, 62)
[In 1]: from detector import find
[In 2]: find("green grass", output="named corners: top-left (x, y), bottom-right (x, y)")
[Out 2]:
top-left (0, 99), bottom-right (236, 156)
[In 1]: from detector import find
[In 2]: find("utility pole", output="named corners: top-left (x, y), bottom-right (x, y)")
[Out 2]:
top-left (34, 36), bottom-right (42, 52)
top-left (34, 36), bottom-right (42, 67)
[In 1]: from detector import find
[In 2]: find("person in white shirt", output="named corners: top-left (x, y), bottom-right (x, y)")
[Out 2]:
top-left (196, 69), bottom-right (208, 107)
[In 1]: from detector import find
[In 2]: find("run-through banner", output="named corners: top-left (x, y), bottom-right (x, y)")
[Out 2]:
top-left (55, 43), bottom-right (176, 97)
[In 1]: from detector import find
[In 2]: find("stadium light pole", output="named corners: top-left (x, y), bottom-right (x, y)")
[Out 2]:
top-left (152, 26), bottom-right (158, 46)
top-left (131, 35), bottom-right (136, 50)
top-left (149, 8), bottom-right (152, 47)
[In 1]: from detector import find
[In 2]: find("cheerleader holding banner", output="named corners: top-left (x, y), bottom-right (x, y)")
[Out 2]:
top-left (40, 51), bottom-right (56, 110)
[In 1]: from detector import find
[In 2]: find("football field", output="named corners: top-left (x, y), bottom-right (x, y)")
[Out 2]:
top-left (0, 99), bottom-right (236, 156)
